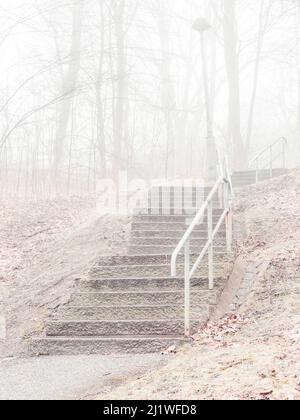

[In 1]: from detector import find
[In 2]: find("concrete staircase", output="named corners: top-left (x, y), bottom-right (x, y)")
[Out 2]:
top-left (30, 168), bottom-right (287, 356)
top-left (232, 168), bottom-right (287, 188)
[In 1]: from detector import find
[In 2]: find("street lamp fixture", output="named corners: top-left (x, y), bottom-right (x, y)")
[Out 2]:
top-left (192, 18), bottom-right (211, 33)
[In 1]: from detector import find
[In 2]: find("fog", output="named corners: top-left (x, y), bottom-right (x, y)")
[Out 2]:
top-left (0, 0), bottom-right (299, 198)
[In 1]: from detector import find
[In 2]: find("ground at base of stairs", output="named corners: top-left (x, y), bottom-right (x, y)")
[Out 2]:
top-left (0, 353), bottom-right (166, 400)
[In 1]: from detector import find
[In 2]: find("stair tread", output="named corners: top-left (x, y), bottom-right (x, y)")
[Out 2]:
top-left (73, 289), bottom-right (215, 295)
top-left (93, 262), bottom-right (226, 268)
top-left (132, 221), bottom-right (223, 224)
top-left (59, 303), bottom-right (206, 308)
top-left (81, 276), bottom-right (223, 281)
top-left (48, 319), bottom-right (200, 323)
top-left (130, 236), bottom-right (225, 239)
top-left (32, 335), bottom-right (190, 341)
top-left (128, 249), bottom-right (227, 253)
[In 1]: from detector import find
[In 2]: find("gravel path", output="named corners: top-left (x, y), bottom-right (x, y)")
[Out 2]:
top-left (0, 354), bottom-right (164, 400)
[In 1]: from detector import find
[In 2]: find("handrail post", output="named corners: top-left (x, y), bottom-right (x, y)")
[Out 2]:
top-left (170, 173), bottom-right (233, 336)
top-left (208, 200), bottom-right (214, 290)
top-left (222, 179), bottom-right (227, 209)
top-left (225, 183), bottom-right (233, 253)
top-left (226, 211), bottom-right (233, 253)
top-left (184, 239), bottom-right (190, 336)
top-left (249, 137), bottom-right (288, 176)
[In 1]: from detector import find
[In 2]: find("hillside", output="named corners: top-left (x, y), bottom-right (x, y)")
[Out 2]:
top-left (96, 169), bottom-right (300, 400)
top-left (0, 196), bottom-right (130, 357)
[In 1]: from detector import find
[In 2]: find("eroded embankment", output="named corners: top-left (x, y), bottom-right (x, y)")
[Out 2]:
top-left (0, 196), bottom-right (130, 357)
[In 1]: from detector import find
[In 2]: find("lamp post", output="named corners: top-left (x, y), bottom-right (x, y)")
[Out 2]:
top-left (193, 18), bottom-right (218, 183)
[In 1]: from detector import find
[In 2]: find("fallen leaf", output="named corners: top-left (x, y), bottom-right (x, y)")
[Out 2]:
top-left (161, 345), bottom-right (177, 355)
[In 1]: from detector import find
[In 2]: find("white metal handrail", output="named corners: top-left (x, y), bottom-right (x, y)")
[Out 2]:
top-left (171, 158), bottom-right (233, 337)
top-left (249, 137), bottom-right (287, 183)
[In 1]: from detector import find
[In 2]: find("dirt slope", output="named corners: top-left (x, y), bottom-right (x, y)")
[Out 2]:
top-left (0, 195), bottom-right (130, 357)
top-left (97, 169), bottom-right (300, 400)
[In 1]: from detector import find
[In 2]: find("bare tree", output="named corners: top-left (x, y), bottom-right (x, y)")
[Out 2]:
top-left (52, 0), bottom-right (83, 193)
top-left (0, 0), bottom-right (299, 199)
top-left (223, 0), bottom-right (246, 169)
top-left (245, 0), bottom-right (272, 155)
top-left (296, 0), bottom-right (300, 130)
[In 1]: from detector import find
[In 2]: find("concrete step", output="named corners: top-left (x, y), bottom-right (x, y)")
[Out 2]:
top-left (30, 336), bottom-right (190, 356)
top-left (89, 262), bottom-right (230, 278)
top-left (232, 172), bottom-right (287, 185)
top-left (127, 247), bottom-right (228, 258)
top-left (77, 276), bottom-right (225, 292)
top-left (95, 254), bottom-right (229, 267)
top-left (133, 205), bottom-right (222, 215)
top-left (232, 175), bottom-right (278, 181)
top-left (233, 180), bottom-right (273, 186)
top-left (233, 180), bottom-right (258, 185)
top-left (148, 189), bottom-right (219, 200)
top-left (144, 199), bottom-right (222, 209)
top-left (150, 186), bottom-right (215, 193)
top-left (233, 182), bottom-right (257, 188)
top-left (131, 222), bottom-right (226, 231)
top-left (70, 289), bottom-right (219, 306)
top-left (130, 237), bottom-right (227, 247)
top-left (127, 243), bottom-right (228, 256)
top-left (133, 212), bottom-right (224, 224)
top-left (127, 245), bottom-right (227, 255)
top-left (232, 168), bottom-right (286, 177)
top-left (45, 320), bottom-right (200, 337)
top-left (233, 182), bottom-right (284, 188)
top-left (130, 226), bottom-right (225, 238)
top-left (148, 192), bottom-right (221, 199)
top-left (95, 254), bottom-right (172, 266)
top-left (54, 304), bottom-right (212, 321)
top-left (232, 174), bottom-right (279, 181)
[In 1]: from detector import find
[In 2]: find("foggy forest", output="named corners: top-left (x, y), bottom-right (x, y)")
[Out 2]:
top-left (2, 0), bottom-right (300, 402)
top-left (0, 0), bottom-right (299, 198)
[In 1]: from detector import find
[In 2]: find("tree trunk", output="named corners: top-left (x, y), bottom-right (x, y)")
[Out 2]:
top-left (52, 0), bottom-right (83, 193)
top-left (223, 0), bottom-right (246, 170)
top-left (297, 0), bottom-right (300, 130)
top-left (95, 0), bottom-right (107, 178)
top-left (156, 1), bottom-right (176, 179)
top-left (112, 0), bottom-right (126, 182)
top-left (245, 0), bottom-right (271, 155)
